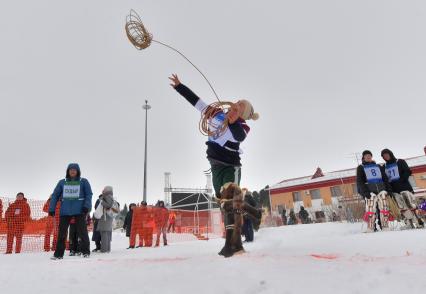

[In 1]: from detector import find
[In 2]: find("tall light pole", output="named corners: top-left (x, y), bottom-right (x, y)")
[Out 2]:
top-left (142, 100), bottom-right (151, 203)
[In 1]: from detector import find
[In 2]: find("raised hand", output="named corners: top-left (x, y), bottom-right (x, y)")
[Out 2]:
top-left (168, 74), bottom-right (181, 88)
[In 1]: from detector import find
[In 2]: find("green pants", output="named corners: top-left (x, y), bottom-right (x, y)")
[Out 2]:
top-left (211, 165), bottom-right (241, 198)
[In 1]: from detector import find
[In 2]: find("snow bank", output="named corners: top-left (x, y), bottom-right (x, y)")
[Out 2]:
top-left (1, 223), bottom-right (425, 294)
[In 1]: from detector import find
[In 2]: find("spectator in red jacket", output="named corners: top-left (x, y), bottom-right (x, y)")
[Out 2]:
top-left (5, 193), bottom-right (31, 254)
top-left (168, 211), bottom-right (176, 233)
top-left (154, 201), bottom-right (169, 247)
top-left (129, 204), bottom-right (146, 248)
top-left (140, 202), bottom-right (154, 247)
top-left (43, 196), bottom-right (61, 252)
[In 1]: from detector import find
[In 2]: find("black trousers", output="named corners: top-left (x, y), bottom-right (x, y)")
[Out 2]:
top-left (69, 223), bottom-right (80, 253)
top-left (54, 215), bottom-right (90, 257)
top-left (243, 218), bottom-right (254, 242)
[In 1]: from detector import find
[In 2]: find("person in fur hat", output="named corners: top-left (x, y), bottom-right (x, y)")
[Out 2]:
top-left (169, 74), bottom-right (260, 257)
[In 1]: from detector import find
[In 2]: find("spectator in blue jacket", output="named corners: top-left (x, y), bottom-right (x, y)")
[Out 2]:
top-left (49, 163), bottom-right (93, 260)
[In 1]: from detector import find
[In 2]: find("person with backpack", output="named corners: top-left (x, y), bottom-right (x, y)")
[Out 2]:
top-left (356, 150), bottom-right (392, 232)
top-left (123, 203), bottom-right (136, 249)
top-left (5, 193), bottom-right (31, 254)
top-left (381, 149), bottom-right (424, 228)
top-left (96, 186), bottom-right (119, 253)
top-left (49, 163), bottom-right (93, 260)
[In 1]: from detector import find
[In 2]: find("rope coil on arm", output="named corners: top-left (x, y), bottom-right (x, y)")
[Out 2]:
top-left (199, 101), bottom-right (233, 137)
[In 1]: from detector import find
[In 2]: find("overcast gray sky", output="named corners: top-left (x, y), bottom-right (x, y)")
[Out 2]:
top-left (1, 0), bottom-right (425, 205)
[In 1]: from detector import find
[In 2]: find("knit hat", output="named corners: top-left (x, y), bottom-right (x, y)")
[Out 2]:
top-left (239, 100), bottom-right (259, 121)
top-left (102, 186), bottom-right (113, 196)
top-left (362, 150), bottom-right (372, 158)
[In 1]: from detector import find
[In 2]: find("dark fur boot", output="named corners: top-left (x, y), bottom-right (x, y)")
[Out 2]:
top-left (218, 229), bottom-right (234, 258)
top-left (220, 183), bottom-right (246, 256)
top-left (232, 187), bottom-right (245, 255)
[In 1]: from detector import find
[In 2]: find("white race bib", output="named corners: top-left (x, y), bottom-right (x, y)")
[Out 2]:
top-left (208, 112), bottom-right (238, 147)
top-left (385, 163), bottom-right (400, 182)
top-left (63, 181), bottom-right (81, 200)
top-left (364, 164), bottom-right (383, 184)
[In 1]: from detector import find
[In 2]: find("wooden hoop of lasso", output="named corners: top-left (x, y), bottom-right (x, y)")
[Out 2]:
top-left (125, 10), bottom-right (233, 137)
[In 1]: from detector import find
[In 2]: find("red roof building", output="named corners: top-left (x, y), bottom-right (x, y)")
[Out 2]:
top-left (270, 151), bottom-right (426, 215)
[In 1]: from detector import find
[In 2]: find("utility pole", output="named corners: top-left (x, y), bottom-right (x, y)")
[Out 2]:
top-left (142, 100), bottom-right (151, 203)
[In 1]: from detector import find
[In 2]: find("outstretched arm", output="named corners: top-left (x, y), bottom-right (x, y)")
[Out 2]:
top-left (169, 74), bottom-right (208, 112)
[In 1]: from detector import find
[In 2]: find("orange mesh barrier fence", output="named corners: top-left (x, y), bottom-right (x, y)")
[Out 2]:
top-left (0, 197), bottom-right (50, 253)
top-left (0, 196), bottom-right (224, 253)
top-left (128, 206), bottom-right (224, 247)
top-left (0, 196), bottom-right (93, 254)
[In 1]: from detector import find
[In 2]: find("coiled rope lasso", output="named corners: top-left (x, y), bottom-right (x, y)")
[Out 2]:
top-left (199, 101), bottom-right (234, 137)
top-left (125, 9), bottom-right (233, 137)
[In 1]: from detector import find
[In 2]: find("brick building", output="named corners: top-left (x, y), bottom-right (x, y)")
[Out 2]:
top-left (269, 148), bottom-right (426, 217)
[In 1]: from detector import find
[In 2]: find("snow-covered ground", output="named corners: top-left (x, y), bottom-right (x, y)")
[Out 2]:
top-left (1, 223), bottom-right (425, 294)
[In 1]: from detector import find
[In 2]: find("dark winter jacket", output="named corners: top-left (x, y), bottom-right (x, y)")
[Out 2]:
top-left (49, 164), bottom-right (93, 216)
top-left (288, 210), bottom-right (297, 225)
top-left (123, 210), bottom-right (133, 237)
top-left (356, 161), bottom-right (392, 199)
top-left (281, 210), bottom-right (287, 226)
top-left (174, 83), bottom-right (250, 167)
top-left (244, 193), bottom-right (257, 208)
top-left (92, 197), bottom-right (101, 242)
top-left (299, 207), bottom-right (309, 224)
top-left (382, 149), bottom-right (413, 193)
